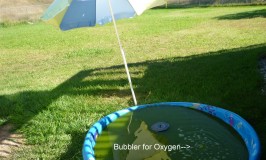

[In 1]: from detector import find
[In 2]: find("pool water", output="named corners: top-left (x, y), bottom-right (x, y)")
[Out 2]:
top-left (94, 105), bottom-right (248, 160)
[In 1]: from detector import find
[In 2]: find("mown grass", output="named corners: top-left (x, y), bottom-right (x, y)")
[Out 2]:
top-left (0, 5), bottom-right (266, 159)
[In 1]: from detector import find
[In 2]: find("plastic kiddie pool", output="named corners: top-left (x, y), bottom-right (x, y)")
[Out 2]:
top-left (82, 102), bottom-right (260, 160)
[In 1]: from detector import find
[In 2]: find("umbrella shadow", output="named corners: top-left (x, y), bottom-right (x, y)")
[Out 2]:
top-left (216, 9), bottom-right (266, 20)
top-left (136, 44), bottom-right (266, 115)
top-left (61, 44), bottom-right (266, 159)
top-left (1, 44), bottom-right (266, 159)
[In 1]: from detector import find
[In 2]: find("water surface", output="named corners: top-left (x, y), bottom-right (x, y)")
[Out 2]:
top-left (94, 105), bottom-right (248, 160)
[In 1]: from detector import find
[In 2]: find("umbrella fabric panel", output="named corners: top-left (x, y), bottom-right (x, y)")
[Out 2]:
top-left (96, 0), bottom-right (136, 25)
top-left (60, 0), bottom-right (96, 30)
top-left (41, 0), bottom-right (72, 27)
top-left (41, 0), bottom-right (71, 20)
top-left (48, 8), bottom-right (68, 27)
top-left (129, 0), bottom-right (166, 15)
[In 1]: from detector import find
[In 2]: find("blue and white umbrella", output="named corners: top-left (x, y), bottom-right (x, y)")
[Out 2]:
top-left (42, 0), bottom-right (166, 30)
top-left (42, 0), bottom-right (166, 105)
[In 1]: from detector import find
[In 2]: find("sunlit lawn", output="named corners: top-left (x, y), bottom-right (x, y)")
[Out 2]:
top-left (0, 5), bottom-right (266, 159)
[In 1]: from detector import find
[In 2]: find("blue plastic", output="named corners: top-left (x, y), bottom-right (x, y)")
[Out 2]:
top-left (60, 0), bottom-right (96, 30)
top-left (82, 102), bottom-right (261, 160)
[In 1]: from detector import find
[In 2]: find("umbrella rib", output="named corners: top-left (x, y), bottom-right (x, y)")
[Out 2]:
top-left (107, 0), bottom-right (138, 105)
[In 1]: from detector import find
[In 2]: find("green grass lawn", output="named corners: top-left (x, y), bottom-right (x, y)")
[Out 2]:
top-left (0, 5), bottom-right (266, 159)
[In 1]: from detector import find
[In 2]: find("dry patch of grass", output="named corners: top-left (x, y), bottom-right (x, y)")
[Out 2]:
top-left (0, 5), bottom-right (49, 23)
top-left (0, 124), bottom-right (25, 159)
top-left (0, 0), bottom-right (52, 7)
top-left (0, 0), bottom-right (53, 23)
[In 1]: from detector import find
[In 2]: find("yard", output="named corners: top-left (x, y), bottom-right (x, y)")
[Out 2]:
top-left (0, 5), bottom-right (266, 159)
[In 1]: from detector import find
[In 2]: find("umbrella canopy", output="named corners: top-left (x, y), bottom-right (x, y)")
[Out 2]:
top-left (41, 0), bottom-right (166, 31)
top-left (42, 0), bottom-right (166, 105)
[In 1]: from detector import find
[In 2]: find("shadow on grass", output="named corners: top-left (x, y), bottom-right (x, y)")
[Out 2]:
top-left (216, 9), bottom-right (266, 20)
top-left (154, 4), bottom-right (213, 9)
top-left (59, 131), bottom-right (86, 160)
top-left (0, 44), bottom-right (266, 159)
top-left (0, 67), bottom-right (129, 130)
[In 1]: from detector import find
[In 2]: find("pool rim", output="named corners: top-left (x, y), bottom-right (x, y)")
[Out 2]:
top-left (82, 102), bottom-right (261, 160)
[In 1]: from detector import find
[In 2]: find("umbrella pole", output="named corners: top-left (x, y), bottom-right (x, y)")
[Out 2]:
top-left (107, 0), bottom-right (138, 105)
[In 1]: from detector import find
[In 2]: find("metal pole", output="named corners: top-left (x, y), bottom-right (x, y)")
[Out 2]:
top-left (107, 0), bottom-right (138, 105)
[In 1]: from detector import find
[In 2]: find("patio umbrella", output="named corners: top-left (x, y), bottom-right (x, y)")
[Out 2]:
top-left (41, 0), bottom-right (166, 105)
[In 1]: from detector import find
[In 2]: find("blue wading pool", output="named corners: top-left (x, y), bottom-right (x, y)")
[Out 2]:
top-left (82, 102), bottom-right (260, 160)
